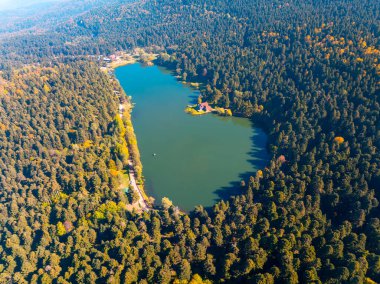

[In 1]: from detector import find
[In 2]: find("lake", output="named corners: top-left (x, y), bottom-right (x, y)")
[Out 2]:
top-left (115, 63), bottom-right (269, 211)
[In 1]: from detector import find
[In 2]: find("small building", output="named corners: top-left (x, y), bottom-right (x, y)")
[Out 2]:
top-left (63, 221), bottom-right (73, 233)
top-left (198, 102), bottom-right (213, 112)
top-left (277, 155), bottom-right (286, 164)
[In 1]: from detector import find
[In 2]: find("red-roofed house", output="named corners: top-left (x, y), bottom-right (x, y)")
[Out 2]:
top-left (277, 155), bottom-right (286, 164)
top-left (198, 102), bottom-right (213, 112)
top-left (63, 221), bottom-right (73, 233)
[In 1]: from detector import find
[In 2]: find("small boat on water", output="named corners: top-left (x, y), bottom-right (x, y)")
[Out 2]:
top-left (153, 153), bottom-right (157, 156)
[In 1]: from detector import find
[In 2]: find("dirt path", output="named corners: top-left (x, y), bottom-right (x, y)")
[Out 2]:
top-left (119, 101), bottom-right (149, 211)
top-left (128, 159), bottom-right (149, 211)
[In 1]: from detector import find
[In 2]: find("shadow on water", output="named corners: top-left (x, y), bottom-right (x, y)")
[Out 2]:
top-left (119, 63), bottom-right (271, 212)
top-left (160, 60), bottom-right (271, 209)
top-left (188, 94), bottom-right (199, 104)
top-left (210, 124), bottom-right (270, 208)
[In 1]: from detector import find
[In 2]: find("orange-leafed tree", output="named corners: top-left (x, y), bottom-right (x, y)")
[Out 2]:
top-left (334, 136), bottom-right (345, 144)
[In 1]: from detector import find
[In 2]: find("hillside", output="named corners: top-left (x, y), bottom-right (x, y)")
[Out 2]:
top-left (0, 0), bottom-right (379, 283)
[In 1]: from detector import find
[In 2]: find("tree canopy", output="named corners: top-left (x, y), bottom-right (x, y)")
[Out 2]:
top-left (0, 0), bottom-right (379, 283)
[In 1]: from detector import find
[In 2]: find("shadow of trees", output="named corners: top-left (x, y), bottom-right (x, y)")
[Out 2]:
top-left (210, 124), bottom-right (270, 207)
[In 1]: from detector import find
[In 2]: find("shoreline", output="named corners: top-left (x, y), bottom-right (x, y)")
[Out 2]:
top-left (119, 99), bottom-right (152, 211)
top-left (108, 59), bottom-right (137, 69)
top-left (104, 55), bottom-right (154, 210)
top-left (109, 53), bottom-right (267, 212)
top-left (102, 49), bottom-right (158, 71)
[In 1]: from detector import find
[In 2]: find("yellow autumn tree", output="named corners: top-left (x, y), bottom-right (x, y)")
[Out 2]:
top-left (114, 115), bottom-right (126, 137)
top-left (161, 197), bottom-right (173, 209)
top-left (257, 170), bottom-right (263, 178)
top-left (94, 201), bottom-right (120, 220)
top-left (82, 140), bottom-right (93, 148)
top-left (43, 84), bottom-right (50, 93)
top-left (116, 141), bottom-right (129, 164)
top-left (108, 159), bottom-right (117, 170)
top-left (56, 222), bottom-right (66, 236)
top-left (365, 278), bottom-right (377, 284)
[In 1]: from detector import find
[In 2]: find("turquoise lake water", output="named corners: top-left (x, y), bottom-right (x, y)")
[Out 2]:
top-left (115, 63), bottom-right (269, 211)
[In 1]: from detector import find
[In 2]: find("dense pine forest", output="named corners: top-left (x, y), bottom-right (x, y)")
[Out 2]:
top-left (0, 0), bottom-right (379, 283)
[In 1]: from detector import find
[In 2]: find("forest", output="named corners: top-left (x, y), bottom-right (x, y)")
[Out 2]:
top-left (0, 0), bottom-right (379, 283)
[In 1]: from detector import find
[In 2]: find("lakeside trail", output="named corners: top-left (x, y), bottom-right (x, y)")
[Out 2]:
top-left (119, 102), bottom-right (150, 211)
top-left (111, 54), bottom-right (156, 212)
top-left (127, 159), bottom-right (149, 211)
